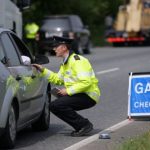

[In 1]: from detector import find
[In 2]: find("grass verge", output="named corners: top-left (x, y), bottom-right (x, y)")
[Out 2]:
top-left (117, 131), bottom-right (150, 150)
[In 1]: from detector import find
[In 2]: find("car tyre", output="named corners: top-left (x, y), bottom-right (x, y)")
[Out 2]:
top-left (83, 48), bottom-right (90, 54)
top-left (0, 105), bottom-right (17, 149)
top-left (32, 92), bottom-right (50, 131)
top-left (82, 41), bottom-right (91, 54)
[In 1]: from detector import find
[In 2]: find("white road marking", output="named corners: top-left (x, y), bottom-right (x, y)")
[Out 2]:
top-left (64, 119), bottom-right (133, 150)
top-left (96, 68), bottom-right (120, 75)
top-left (103, 119), bottom-right (133, 132)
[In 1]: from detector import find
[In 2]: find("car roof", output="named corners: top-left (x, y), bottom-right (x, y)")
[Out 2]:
top-left (0, 28), bottom-right (12, 34)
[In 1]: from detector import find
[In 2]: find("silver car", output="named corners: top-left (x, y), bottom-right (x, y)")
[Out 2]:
top-left (0, 28), bottom-right (51, 149)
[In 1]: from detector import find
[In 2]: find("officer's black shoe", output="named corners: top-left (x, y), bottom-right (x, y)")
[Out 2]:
top-left (71, 122), bottom-right (93, 137)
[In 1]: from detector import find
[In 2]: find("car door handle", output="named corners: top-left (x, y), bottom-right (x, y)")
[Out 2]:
top-left (16, 75), bottom-right (22, 81)
top-left (31, 74), bottom-right (36, 79)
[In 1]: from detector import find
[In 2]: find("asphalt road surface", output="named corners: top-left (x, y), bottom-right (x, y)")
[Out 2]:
top-left (14, 46), bottom-right (150, 150)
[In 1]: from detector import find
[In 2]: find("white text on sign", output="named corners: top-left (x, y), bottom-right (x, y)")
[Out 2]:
top-left (135, 82), bottom-right (150, 94)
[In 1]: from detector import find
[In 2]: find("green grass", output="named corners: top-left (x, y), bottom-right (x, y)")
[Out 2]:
top-left (117, 131), bottom-right (150, 150)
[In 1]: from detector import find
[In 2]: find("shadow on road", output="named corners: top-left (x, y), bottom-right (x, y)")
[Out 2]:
top-left (14, 123), bottom-right (65, 149)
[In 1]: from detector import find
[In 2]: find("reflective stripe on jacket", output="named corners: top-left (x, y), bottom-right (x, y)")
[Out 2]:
top-left (41, 53), bottom-right (100, 103)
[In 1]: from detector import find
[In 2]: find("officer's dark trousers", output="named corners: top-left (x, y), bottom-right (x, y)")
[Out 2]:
top-left (50, 93), bottom-right (96, 131)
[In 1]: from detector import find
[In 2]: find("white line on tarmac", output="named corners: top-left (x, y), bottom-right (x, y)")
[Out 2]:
top-left (64, 119), bottom-right (133, 150)
top-left (96, 68), bottom-right (120, 75)
top-left (103, 119), bottom-right (133, 132)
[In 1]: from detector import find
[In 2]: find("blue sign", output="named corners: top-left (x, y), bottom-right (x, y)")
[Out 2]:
top-left (128, 75), bottom-right (150, 116)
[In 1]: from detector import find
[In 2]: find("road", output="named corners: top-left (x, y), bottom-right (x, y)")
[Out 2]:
top-left (14, 46), bottom-right (150, 150)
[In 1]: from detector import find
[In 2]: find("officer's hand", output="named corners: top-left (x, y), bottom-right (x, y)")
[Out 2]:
top-left (58, 88), bottom-right (68, 96)
top-left (32, 64), bottom-right (44, 72)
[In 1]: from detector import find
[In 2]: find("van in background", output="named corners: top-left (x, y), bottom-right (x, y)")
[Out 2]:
top-left (0, 0), bottom-right (30, 38)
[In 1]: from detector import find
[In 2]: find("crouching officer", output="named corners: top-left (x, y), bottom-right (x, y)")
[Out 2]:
top-left (33, 36), bottom-right (100, 136)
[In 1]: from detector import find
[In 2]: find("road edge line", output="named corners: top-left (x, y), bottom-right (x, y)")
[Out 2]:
top-left (64, 119), bottom-right (133, 150)
top-left (96, 68), bottom-right (120, 75)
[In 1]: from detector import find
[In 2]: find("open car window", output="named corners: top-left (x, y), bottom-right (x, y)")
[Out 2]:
top-left (9, 33), bottom-right (34, 63)
top-left (1, 33), bottom-right (20, 66)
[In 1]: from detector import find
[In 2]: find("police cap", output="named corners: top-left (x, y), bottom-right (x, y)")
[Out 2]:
top-left (51, 36), bottom-right (73, 47)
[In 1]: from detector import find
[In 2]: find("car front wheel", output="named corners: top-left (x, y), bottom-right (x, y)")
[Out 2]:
top-left (83, 48), bottom-right (90, 54)
top-left (83, 41), bottom-right (91, 54)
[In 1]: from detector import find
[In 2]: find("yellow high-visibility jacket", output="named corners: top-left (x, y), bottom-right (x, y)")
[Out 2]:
top-left (41, 53), bottom-right (100, 103)
top-left (25, 23), bottom-right (39, 39)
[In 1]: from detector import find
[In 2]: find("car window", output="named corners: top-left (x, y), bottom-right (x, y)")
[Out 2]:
top-left (9, 33), bottom-right (33, 62)
top-left (42, 18), bottom-right (71, 31)
top-left (1, 33), bottom-right (20, 66)
top-left (0, 41), bottom-right (8, 65)
top-left (71, 16), bottom-right (83, 29)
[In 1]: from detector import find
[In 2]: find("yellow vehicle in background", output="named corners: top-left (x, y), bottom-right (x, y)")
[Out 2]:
top-left (106, 0), bottom-right (150, 46)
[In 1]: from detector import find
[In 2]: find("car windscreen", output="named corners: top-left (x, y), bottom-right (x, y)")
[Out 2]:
top-left (41, 18), bottom-right (71, 31)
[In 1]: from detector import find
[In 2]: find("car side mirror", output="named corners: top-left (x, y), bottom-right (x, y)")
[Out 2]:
top-left (34, 55), bottom-right (49, 64)
top-left (21, 55), bottom-right (31, 65)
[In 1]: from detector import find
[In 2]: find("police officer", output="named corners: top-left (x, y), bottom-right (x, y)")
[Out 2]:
top-left (24, 22), bottom-right (39, 55)
top-left (33, 36), bottom-right (100, 136)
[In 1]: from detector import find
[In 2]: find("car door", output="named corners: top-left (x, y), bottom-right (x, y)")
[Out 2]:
top-left (9, 33), bottom-right (46, 118)
top-left (0, 32), bottom-right (44, 125)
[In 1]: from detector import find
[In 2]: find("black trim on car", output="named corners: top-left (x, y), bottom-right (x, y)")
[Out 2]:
top-left (21, 94), bottom-right (43, 104)
top-left (0, 128), bottom-right (4, 136)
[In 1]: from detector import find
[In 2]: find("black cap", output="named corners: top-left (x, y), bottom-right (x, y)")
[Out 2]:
top-left (51, 36), bottom-right (73, 47)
